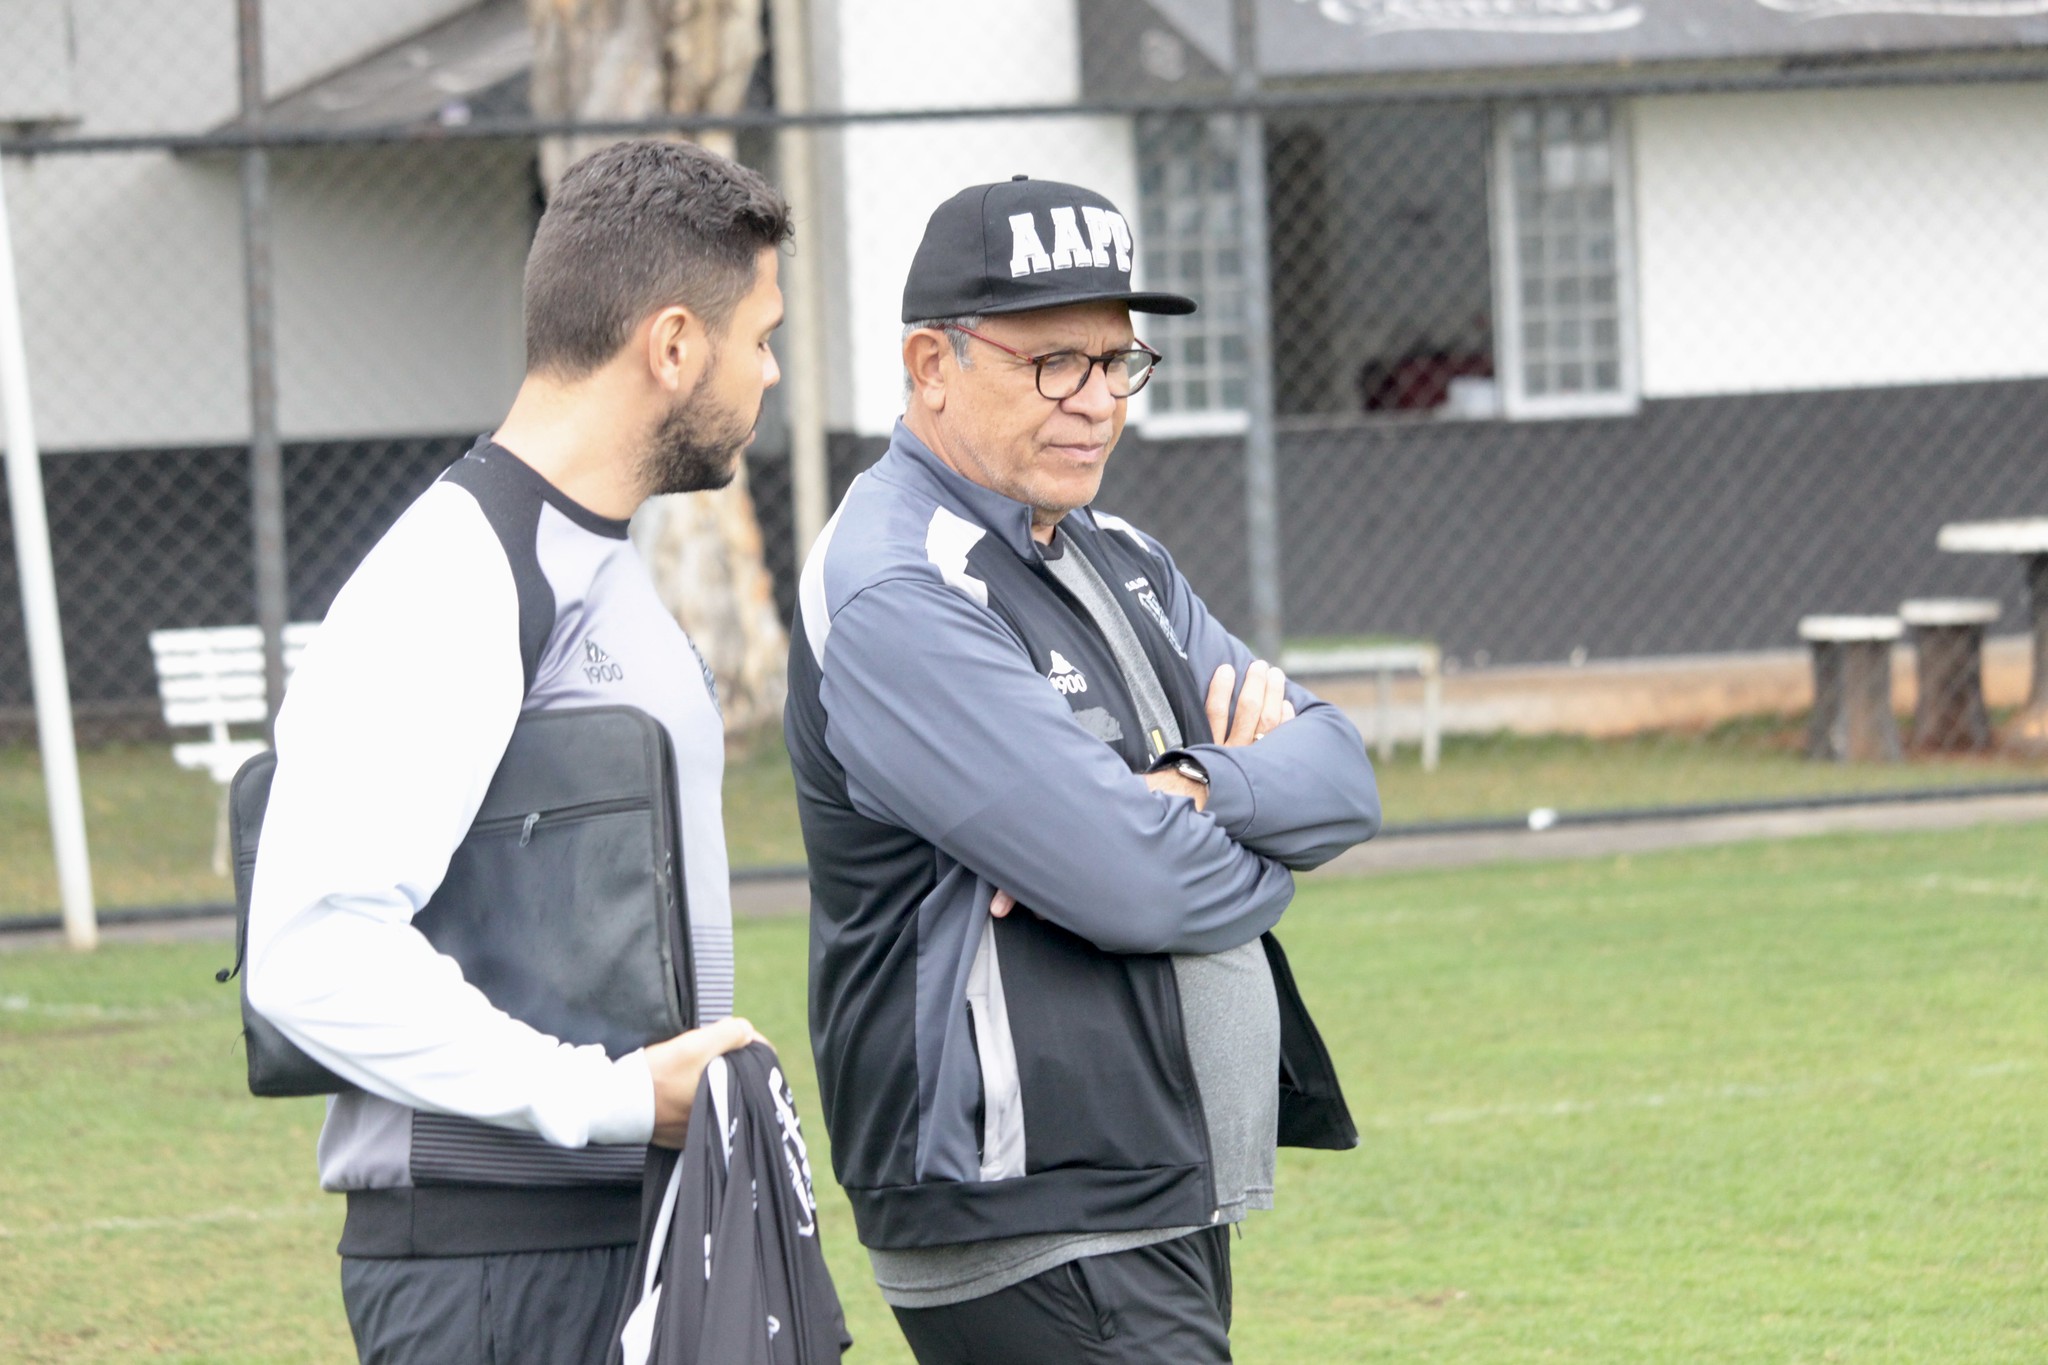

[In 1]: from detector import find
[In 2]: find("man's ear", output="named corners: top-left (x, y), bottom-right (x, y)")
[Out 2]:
top-left (903, 329), bottom-right (950, 413)
top-left (645, 305), bottom-right (706, 394)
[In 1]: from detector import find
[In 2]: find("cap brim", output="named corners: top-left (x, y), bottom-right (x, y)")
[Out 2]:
top-left (979, 288), bottom-right (1198, 318)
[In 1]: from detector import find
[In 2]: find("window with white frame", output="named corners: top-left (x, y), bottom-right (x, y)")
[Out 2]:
top-left (1491, 100), bottom-right (1639, 418)
top-left (1134, 114), bottom-right (1251, 433)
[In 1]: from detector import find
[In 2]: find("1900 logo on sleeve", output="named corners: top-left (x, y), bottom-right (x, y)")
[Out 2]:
top-left (1047, 650), bottom-right (1090, 696)
top-left (582, 637), bottom-right (624, 684)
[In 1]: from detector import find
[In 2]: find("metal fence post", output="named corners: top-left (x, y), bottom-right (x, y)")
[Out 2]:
top-left (1232, 0), bottom-right (1285, 661)
top-left (238, 0), bottom-right (288, 738)
top-left (769, 0), bottom-right (832, 558)
top-left (0, 159), bottom-right (98, 949)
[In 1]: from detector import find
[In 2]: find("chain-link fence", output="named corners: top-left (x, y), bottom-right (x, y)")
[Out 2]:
top-left (7, 0), bottom-right (2048, 919)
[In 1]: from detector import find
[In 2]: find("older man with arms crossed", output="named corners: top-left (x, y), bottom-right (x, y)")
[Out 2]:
top-left (785, 176), bottom-right (1380, 1363)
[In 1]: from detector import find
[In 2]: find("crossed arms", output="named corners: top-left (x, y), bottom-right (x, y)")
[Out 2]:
top-left (819, 532), bottom-right (1381, 956)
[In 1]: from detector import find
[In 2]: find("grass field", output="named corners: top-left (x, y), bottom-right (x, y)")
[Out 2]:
top-left (5, 822), bottom-right (2047, 1362)
top-left (0, 737), bottom-right (821, 917)
top-left (6, 721), bottom-right (2046, 916)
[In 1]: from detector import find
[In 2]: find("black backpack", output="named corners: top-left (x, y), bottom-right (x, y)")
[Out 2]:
top-left (217, 703), bottom-right (694, 1097)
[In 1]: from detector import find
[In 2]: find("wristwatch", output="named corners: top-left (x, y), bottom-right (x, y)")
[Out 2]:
top-left (1160, 755), bottom-right (1209, 787)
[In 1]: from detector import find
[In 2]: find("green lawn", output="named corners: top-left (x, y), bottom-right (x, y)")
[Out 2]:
top-left (1376, 719), bottom-right (2048, 824)
top-left (6, 723), bottom-right (2047, 916)
top-left (5, 822), bottom-right (2047, 1361)
top-left (0, 736), bottom-right (813, 917)
top-left (1, 745), bottom-right (232, 915)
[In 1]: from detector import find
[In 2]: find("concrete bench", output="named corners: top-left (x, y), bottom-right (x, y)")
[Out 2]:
top-left (1798, 615), bottom-right (1903, 763)
top-left (1280, 642), bottom-right (1442, 772)
top-left (149, 623), bottom-right (318, 873)
top-left (1900, 598), bottom-right (1999, 754)
top-left (1937, 517), bottom-right (2048, 753)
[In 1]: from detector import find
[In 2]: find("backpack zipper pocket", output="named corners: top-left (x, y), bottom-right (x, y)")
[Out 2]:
top-left (471, 785), bottom-right (688, 1039)
top-left (469, 796), bottom-right (653, 846)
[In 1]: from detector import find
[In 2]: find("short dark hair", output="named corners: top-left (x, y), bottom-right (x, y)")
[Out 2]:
top-left (523, 140), bottom-right (793, 378)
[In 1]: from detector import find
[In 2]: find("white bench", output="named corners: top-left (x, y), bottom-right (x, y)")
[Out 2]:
top-left (1279, 642), bottom-right (1442, 772)
top-left (1899, 597), bottom-right (2000, 753)
top-left (149, 623), bottom-right (319, 873)
top-left (1937, 517), bottom-right (2048, 752)
top-left (1797, 614), bottom-right (1903, 763)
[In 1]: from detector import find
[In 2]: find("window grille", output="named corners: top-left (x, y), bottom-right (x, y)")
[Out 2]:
top-left (1491, 100), bottom-right (1639, 419)
top-left (1134, 113), bottom-right (1251, 433)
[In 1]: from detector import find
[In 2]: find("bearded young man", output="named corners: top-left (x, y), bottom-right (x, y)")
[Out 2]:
top-left (786, 176), bottom-right (1381, 1363)
top-left (245, 140), bottom-right (784, 1364)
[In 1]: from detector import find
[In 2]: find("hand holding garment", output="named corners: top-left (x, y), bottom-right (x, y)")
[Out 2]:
top-left (612, 1042), bottom-right (850, 1365)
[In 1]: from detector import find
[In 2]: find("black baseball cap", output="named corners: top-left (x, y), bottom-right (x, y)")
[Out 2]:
top-left (901, 175), bottom-right (1198, 323)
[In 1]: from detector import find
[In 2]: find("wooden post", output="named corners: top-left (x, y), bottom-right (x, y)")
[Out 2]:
top-left (1933, 522), bottom-right (2048, 755)
top-left (2018, 552), bottom-right (2048, 751)
top-left (767, 0), bottom-right (830, 558)
top-left (1800, 616), bottom-right (1903, 763)
top-left (1902, 599), bottom-right (1998, 754)
top-left (1805, 641), bottom-right (1844, 760)
top-left (1840, 641), bottom-right (1902, 763)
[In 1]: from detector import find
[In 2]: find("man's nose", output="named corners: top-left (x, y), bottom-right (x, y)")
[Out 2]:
top-left (1061, 361), bottom-right (1119, 419)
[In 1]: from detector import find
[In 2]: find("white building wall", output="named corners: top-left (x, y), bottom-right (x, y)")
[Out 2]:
top-left (266, 0), bottom-right (482, 100)
top-left (2, 0), bottom-right (81, 122)
top-left (66, 0), bottom-right (238, 136)
top-left (3, 152), bottom-right (249, 449)
top-left (269, 145), bottom-right (530, 441)
top-left (1633, 83), bottom-right (2048, 398)
top-left (1, 0), bottom-right (520, 452)
top-left (59, 0), bottom-right (479, 139)
top-left (814, 0), bottom-right (1142, 436)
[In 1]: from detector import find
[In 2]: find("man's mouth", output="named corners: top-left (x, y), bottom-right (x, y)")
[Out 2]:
top-left (1047, 440), bottom-right (1108, 465)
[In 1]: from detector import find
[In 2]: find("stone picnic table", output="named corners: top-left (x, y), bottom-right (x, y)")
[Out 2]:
top-left (1936, 517), bottom-right (2048, 752)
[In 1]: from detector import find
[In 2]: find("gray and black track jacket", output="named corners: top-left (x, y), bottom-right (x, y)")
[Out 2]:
top-left (786, 423), bottom-right (1381, 1251)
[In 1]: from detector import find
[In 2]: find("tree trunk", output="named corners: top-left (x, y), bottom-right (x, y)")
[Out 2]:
top-left (528, 0), bottom-right (787, 736)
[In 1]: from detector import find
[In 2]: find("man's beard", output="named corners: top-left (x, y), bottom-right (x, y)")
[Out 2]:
top-left (641, 362), bottom-right (757, 496)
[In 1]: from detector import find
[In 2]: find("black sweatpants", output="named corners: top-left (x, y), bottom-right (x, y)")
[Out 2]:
top-left (341, 1245), bottom-right (636, 1365)
top-left (891, 1227), bottom-right (1234, 1365)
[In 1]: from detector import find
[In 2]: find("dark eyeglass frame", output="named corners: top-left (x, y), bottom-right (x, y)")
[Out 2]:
top-left (938, 323), bottom-right (1164, 401)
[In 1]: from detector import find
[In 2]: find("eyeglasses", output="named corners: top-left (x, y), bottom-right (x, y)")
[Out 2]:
top-left (939, 324), bottom-right (1163, 401)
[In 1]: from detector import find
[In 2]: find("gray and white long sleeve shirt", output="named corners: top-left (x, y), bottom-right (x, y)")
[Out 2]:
top-left (247, 441), bottom-right (733, 1256)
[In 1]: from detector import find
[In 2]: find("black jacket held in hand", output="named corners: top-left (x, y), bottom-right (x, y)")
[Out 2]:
top-left (609, 1043), bottom-right (850, 1365)
top-left (787, 424), bottom-right (1381, 1252)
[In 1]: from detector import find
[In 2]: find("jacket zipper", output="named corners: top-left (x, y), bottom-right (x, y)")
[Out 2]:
top-left (1035, 545), bottom-right (1221, 1211)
